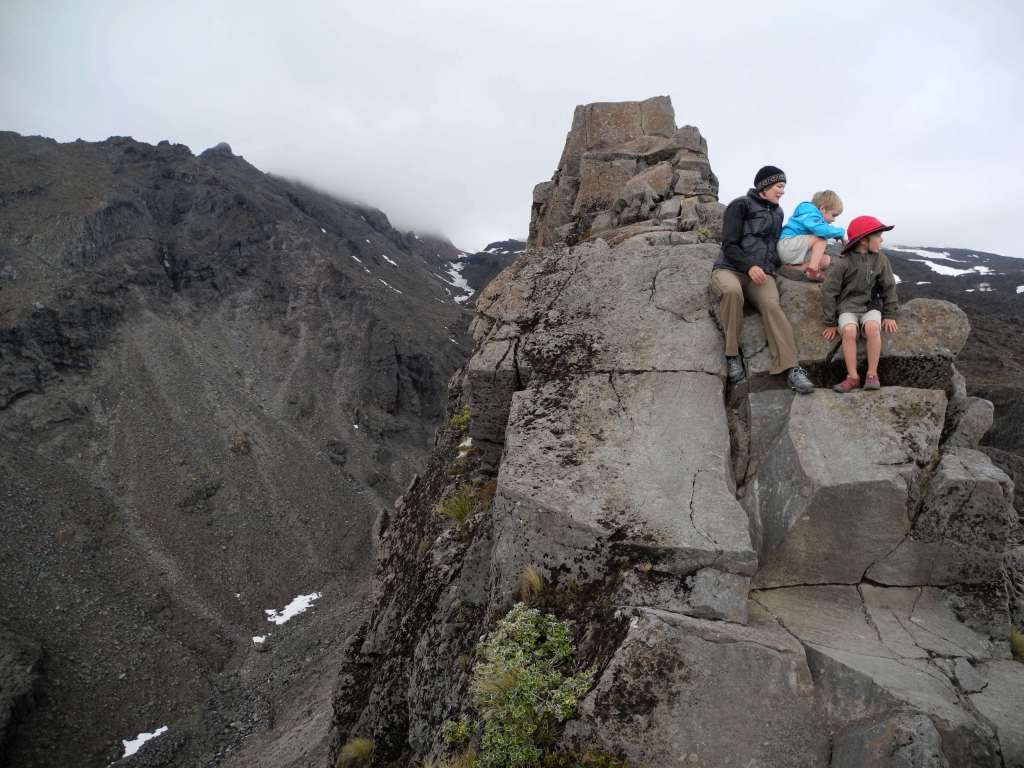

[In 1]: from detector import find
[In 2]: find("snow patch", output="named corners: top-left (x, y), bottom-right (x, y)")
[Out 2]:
top-left (350, 254), bottom-right (363, 264)
top-left (444, 260), bottom-right (474, 304)
top-left (365, 239), bottom-right (371, 243)
top-left (123, 726), bottom-right (169, 758)
top-left (320, 227), bottom-right (326, 234)
top-left (910, 260), bottom-right (976, 277)
top-left (893, 273), bottom-right (902, 284)
top-left (915, 281), bottom-right (932, 285)
top-left (378, 278), bottom-right (403, 295)
top-left (253, 635), bottom-right (268, 644)
top-left (889, 246), bottom-right (963, 263)
top-left (265, 592), bottom-right (322, 625)
top-left (381, 254), bottom-right (399, 267)
top-left (978, 282), bottom-right (994, 292)
top-left (1017, 285), bottom-right (1024, 294)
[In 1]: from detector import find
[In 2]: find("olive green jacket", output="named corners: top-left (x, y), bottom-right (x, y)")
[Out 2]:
top-left (820, 250), bottom-right (900, 324)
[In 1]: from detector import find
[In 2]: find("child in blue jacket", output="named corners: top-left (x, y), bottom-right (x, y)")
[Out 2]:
top-left (778, 190), bottom-right (845, 282)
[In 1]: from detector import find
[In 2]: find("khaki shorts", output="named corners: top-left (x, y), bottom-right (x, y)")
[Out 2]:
top-left (778, 234), bottom-right (816, 265)
top-left (837, 309), bottom-right (882, 336)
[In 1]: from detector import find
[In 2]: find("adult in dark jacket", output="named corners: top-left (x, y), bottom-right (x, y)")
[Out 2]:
top-left (709, 166), bottom-right (814, 392)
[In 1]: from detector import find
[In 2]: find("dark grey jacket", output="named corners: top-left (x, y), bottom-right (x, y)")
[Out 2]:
top-left (821, 250), bottom-right (900, 324)
top-left (713, 189), bottom-right (784, 275)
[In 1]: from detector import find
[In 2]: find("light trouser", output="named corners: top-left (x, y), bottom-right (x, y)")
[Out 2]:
top-left (710, 268), bottom-right (799, 375)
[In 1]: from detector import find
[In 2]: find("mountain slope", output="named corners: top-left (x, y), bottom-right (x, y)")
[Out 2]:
top-left (0, 132), bottom-right (475, 766)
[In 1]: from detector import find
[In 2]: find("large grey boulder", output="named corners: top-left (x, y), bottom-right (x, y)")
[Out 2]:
top-left (968, 659), bottom-right (1024, 766)
top-left (748, 387), bottom-right (946, 588)
top-left (753, 585), bottom-right (1004, 766)
top-left (942, 395), bottom-right (994, 448)
top-left (830, 711), bottom-right (949, 768)
top-left (724, 277), bottom-right (970, 388)
top-left (564, 606), bottom-right (829, 767)
top-left (867, 448), bottom-right (1020, 589)
top-left (491, 370), bottom-right (756, 617)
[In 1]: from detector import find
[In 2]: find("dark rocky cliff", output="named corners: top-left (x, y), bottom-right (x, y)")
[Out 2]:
top-left (331, 98), bottom-right (1024, 768)
top-left (0, 132), bottom-right (475, 766)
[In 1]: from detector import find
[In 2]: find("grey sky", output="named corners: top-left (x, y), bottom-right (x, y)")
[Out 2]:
top-left (2, 1), bottom-right (1022, 255)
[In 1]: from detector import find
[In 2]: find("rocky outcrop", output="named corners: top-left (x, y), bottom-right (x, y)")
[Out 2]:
top-left (529, 96), bottom-right (723, 248)
top-left (332, 98), bottom-right (1024, 768)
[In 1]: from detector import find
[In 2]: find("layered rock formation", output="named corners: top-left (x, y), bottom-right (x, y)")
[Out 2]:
top-left (529, 96), bottom-right (723, 248)
top-left (332, 98), bottom-right (1023, 767)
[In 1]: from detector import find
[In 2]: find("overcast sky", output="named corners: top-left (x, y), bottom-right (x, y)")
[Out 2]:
top-left (2, 1), bottom-right (1022, 255)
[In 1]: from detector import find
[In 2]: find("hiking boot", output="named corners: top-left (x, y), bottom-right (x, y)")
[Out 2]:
top-left (787, 366), bottom-right (815, 394)
top-left (833, 375), bottom-right (861, 393)
top-left (726, 355), bottom-right (746, 384)
top-left (863, 374), bottom-right (881, 390)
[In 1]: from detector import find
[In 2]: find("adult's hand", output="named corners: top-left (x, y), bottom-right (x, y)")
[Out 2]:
top-left (882, 318), bottom-right (898, 334)
top-left (747, 265), bottom-right (767, 285)
top-left (822, 326), bottom-right (839, 340)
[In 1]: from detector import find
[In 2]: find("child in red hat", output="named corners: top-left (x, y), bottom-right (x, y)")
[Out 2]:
top-left (821, 216), bottom-right (900, 392)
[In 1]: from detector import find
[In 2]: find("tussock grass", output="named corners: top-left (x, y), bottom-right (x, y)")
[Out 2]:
top-left (448, 405), bottom-right (471, 433)
top-left (1011, 626), bottom-right (1024, 661)
top-left (437, 485), bottom-right (478, 525)
top-left (336, 737), bottom-right (374, 767)
top-left (518, 565), bottom-right (545, 604)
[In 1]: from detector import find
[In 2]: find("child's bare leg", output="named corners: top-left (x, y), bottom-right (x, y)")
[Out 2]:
top-left (841, 324), bottom-right (859, 379)
top-left (806, 237), bottom-right (827, 271)
top-left (864, 320), bottom-right (882, 376)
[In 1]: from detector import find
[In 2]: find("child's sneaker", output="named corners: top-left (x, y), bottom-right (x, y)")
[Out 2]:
top-left (833, 375), bottom-right (860, 393)
top-left (863, 374), bottom-right (881, 390)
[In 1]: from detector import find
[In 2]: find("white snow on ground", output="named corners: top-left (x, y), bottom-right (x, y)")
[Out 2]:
top-left (894, 273), bottom-right (902, 284)
top-left (965, 289), bottom-right (975, 293)
top-left (972, 265), bottom-right (995, 275)
top-left (253, 635), bottom-right (268, 644)
top-left (364, 268), bottom-right (371, 274)
top-left (916, 281), bottom-right (932, 285)
top-left (353, 424), bottom-right (360, 429)
top-left (911, 260), bottom-right (977, 277)
top-left (378, 278), bottom-right (403, 294)
top-left (350, 254), bottom-right (363, 263)
top-left (381, 254), bottom-right (399, 267)
top-left (458, 436), bottom-right (473, 458)
top-left (365, 239), bottom-right (371, 243)
top-left (265, 592), bottom-right (322, 625)
top-left (444, 260), bottom-right (474, 304)
top-left (320, 227), bottom-right (326, 234)
top-left (123, 726), bottom-right (169, 758)
top-left (978, 282), bottom-right (994, 292)
top-left (1017, 285), bottom-right (1024, 294)
top-left (889, 246), bottom-right (963, 262)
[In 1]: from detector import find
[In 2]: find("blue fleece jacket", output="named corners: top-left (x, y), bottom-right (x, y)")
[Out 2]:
top-left (780, 201), bottom-right (845, 240)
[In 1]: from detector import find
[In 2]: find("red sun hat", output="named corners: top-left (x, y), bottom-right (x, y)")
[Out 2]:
top-left (844, 215), bottom-right (894, 252)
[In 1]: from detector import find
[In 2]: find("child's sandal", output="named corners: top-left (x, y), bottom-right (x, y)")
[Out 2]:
top-left (862, 374), bottom-right (881, 390)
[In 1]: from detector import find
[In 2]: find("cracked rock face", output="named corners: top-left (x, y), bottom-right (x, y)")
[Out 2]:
top-left (564, 606), bottom-right (829, 767)
top-left (748, 387), bottom-right (946, 588)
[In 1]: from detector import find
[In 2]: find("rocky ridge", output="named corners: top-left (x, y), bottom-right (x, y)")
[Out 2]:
top-left (332, 98), bottom-right (1024, 767)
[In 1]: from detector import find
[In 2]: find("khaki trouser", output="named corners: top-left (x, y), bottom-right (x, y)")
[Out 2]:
top-left (710, 268), bottom-right (798, 374)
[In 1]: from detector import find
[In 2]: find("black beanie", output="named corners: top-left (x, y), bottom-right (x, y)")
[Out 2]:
top-left (754, 165), bottom-right (786, 191)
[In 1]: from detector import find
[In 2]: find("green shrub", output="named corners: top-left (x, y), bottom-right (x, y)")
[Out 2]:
top-left (437, 485), bottom-right (478, 525)
top-left (442, 716), bottom-right (471, 746)
top-left (468, 603), bottom-right (596, 768)
top-left (449, 405), bottom-right (471, 432)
